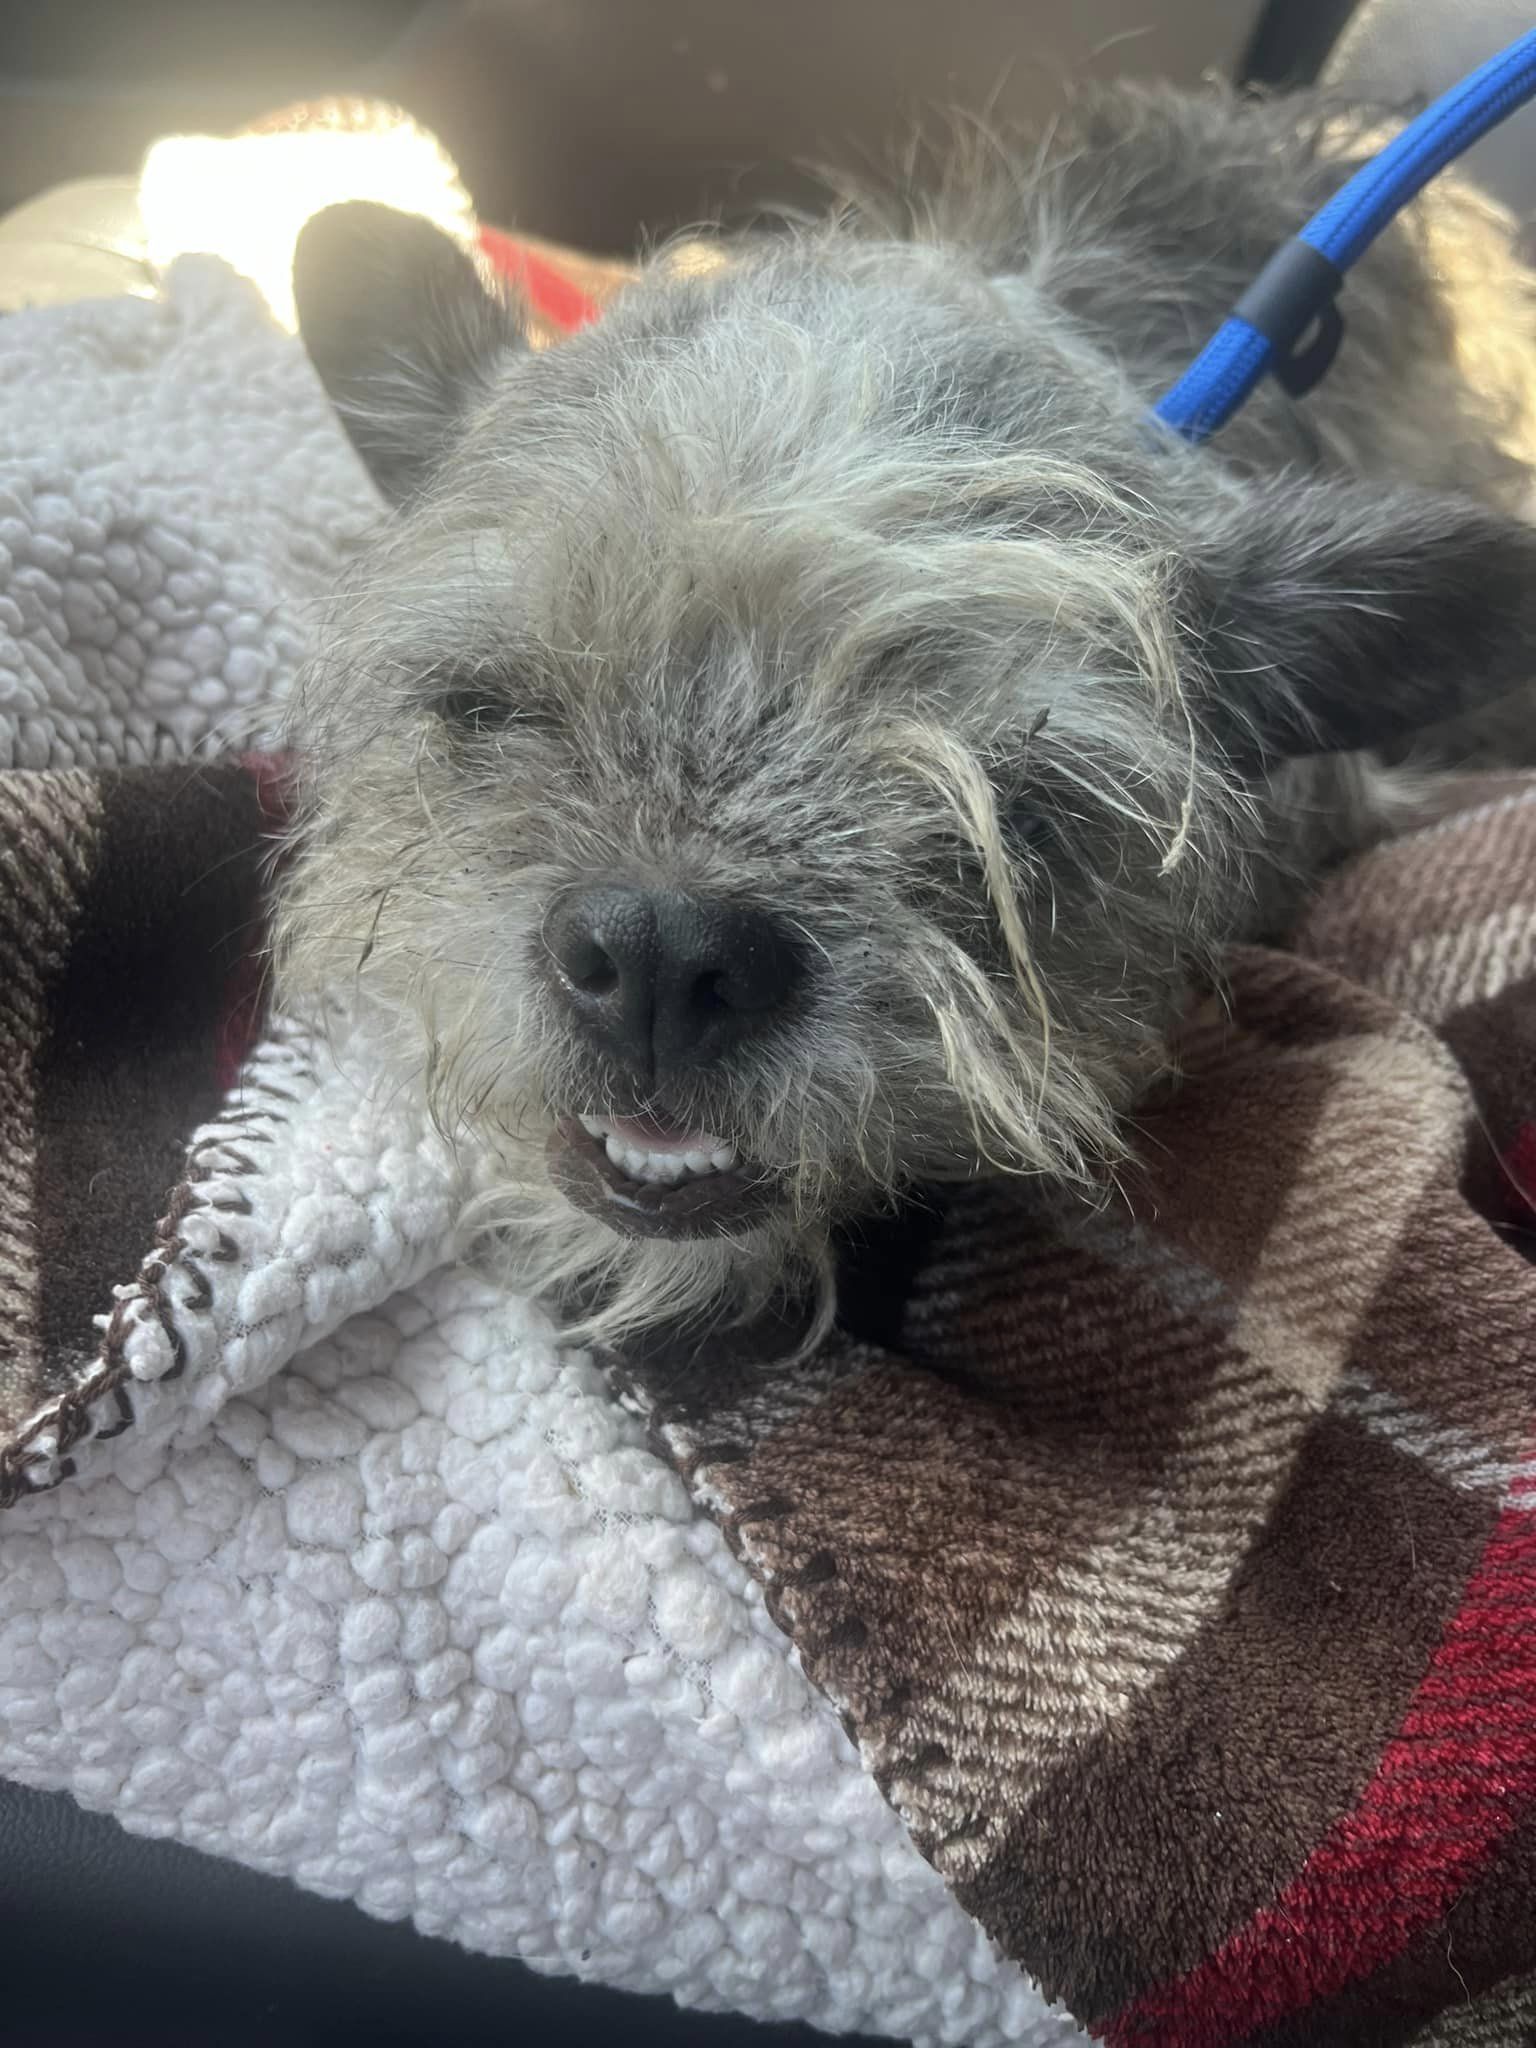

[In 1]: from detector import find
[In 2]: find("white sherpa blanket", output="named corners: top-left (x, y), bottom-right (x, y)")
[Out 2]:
top-left (0, 254), bottom-right (1073, 2044)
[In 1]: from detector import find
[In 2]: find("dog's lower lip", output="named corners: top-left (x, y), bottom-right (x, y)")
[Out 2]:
top-left (548, 1117), bottom-right (778, 1240)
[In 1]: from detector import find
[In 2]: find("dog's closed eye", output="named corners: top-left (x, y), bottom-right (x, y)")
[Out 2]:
top-left (1008, 806), bottom-right (1054, 854)
top-left (439, 687), bottom-right (518, 736)
top-left (429, 673), bottom-right (548, 741)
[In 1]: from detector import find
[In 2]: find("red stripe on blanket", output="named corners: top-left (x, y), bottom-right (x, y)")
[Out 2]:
top-left (1104, 1451), bottom-right (1536, 2047)
top-left (478, 227), bottom-right (598, 332)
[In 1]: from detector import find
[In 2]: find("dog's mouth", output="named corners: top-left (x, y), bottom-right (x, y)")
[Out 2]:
top-left (546, 1112), bottom-right (780, 1239)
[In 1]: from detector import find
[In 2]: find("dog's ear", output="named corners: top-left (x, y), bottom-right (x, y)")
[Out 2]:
top-left (292, 201), bottom-right (523, 505)
top-left (1184, 476), bottom-right (1536, 768)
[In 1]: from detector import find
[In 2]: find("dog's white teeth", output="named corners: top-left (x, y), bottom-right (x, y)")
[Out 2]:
top-left (647, 1154), bottom-right (693, 1186)
top-left (595, 1126), bottom-right (739, 1185)
top-left (588, 1117), bottom-right (740, 1186)
top-left (620, 1150), bottom-right (689, 1185)
top-left (610, 1142), bottom-right (685, 1184)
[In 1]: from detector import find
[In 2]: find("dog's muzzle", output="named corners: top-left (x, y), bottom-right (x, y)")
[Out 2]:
top-left (542, 883), bottom-right (799, 1238)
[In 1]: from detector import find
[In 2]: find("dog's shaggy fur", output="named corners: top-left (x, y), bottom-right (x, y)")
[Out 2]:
top-left (279, 82), bottom-right (1536, 1351)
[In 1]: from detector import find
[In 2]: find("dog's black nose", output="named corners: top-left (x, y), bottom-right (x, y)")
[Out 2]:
top-left (545, 885), bottom-right (803, 1081)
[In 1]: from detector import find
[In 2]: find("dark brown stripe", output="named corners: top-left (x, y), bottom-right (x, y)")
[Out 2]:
top-left (1443, 979), bottom-right (1536, 1142)
top-left (1442, 979), bottom-right (1536, 1236)
top-left (956, 1413), bottom-right (1494, 2019)
top-left (30, 765), bottom-right (268, 1392)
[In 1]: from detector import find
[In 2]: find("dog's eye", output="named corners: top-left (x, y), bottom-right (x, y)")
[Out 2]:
top-left (433, 680), bottom-right (531, 738)
top-left (1009, 806), bottom-right (1054, 855)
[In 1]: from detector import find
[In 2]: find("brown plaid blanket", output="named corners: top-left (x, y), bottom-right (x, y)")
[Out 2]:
top-left (3, 754), bottom-right (1536, 2045)
top-left (619, 776), bottom-right (1536, 2047)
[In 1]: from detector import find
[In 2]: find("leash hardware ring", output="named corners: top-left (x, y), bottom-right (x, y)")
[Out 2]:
top-left (1229, 237), bottom-right (1347, 399)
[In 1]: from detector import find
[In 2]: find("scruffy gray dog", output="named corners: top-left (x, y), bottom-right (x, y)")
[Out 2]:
top-left (280, 82), bottom-right (1536, 1352)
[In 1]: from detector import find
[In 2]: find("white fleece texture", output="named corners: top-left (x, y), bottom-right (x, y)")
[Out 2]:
top-left (0, 259), bottom-right (1074, 2045)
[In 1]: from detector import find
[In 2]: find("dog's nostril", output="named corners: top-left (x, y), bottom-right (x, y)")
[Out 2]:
top-left (575, 959), bottom-right (618, 997)
top-left (692, 971), bottom-right (731, 1015)
top-left (547, 916), bottom-right (620, 998)
top-left (569, 945), bottom-right (619, 998)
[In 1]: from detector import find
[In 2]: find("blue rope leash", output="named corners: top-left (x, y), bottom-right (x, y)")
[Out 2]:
top-left (1154, 28), bottom-right (1536, 444)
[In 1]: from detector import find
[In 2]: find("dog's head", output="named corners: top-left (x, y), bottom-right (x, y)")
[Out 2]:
top-left (281, 201), bottom-right (1536, 1343)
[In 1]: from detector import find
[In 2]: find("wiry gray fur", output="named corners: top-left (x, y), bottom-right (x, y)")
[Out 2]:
top-left (279, 81), bottom-right (1536, 1351)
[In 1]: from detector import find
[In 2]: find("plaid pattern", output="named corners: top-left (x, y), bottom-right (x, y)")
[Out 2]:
top-left (3, 753), bottom-right (1535, 2040)
top-left (618, 779), bottom-right (1536, 2046)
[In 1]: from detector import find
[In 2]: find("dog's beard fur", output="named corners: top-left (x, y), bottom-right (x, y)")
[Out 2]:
top-left (277, 81), bottom-right (1536, 1352)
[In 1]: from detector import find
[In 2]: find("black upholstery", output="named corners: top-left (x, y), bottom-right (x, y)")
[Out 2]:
top-left (0, 1777), bottom-right (883, 2047)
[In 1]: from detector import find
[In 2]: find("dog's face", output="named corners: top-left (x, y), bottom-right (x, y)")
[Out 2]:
top-left (282, 202), bottom-right (1536, 1344)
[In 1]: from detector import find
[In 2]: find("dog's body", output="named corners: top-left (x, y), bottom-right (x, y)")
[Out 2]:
top-left (280, 83), bottom-right (1536, 1350)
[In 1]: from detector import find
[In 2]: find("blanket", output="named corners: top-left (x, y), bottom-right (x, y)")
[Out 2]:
top-left (5, 117), bottom-right (1536, 2048)
top-left (623, 780), bottom-right (1536, 2046)
top-left (0, 160), bottom-right (1066, 2048)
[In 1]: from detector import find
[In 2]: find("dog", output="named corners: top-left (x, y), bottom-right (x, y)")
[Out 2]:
top-left (278, 80), bottom-right (1536, 1355)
